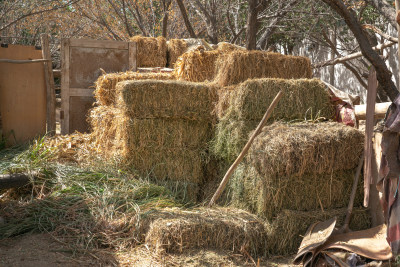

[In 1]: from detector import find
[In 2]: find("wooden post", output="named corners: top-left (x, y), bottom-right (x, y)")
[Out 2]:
top-left (396, 0), bottom-right (400, 85)
top-left (40, 34), bottom-right (56, 135)
top-left (364, 67), bottom-right (378, 207)
top-left (209, 91), bottom-right (283, 207)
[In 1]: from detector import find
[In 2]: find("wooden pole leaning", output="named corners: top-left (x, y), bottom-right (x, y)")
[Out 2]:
top-left (209, 90), bottom-right (283, 207)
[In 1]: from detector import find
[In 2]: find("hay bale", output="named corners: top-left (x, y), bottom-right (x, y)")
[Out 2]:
top-left (212, 79), bottom-right (335, 162)
top-left (144, 207), bottom-right (267, 257)
top-left (249, 122), bottom-right (364, 177)
top-left (267, 208), bottom-right (371, 255)
top-left (130, 36), bottom-right (167, 67)
top-left (214, 51), bottom-right (312, 87)
top-left (230, 165), bottom-right (364, 219)
top-left (116, 80), bottom-right (217, 120)
top-left (94, 71), bottom-right (173, 106)
top-left (167, 39), bottom-right (188, 68)
top-left (173, 50), bottom-right (221, 82)
top-left (217, 42), bottom-right (245, 52)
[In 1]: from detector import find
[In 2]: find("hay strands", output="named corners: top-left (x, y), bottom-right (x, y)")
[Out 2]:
top-left (209, 90), bottom-right (283, 206)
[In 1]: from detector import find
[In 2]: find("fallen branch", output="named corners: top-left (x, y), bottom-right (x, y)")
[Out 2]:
top-left (209, 90), bottom-right (283, 207)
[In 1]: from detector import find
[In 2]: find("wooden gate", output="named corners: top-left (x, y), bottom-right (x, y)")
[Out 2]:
top-left (61, 38), bottom-right (137, 134)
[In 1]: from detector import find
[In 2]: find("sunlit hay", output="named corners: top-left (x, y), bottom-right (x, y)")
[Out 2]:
top-left (249, 122), bottom-right (364, 177)
top-left (167, 39), bottom-right (188, 68)
top-left (217, 42), bottom-right (245, 52)
top-left (214, 86), bottom-right (235, 120)
top-left (94, 71), bottom-right (173, 106)
top-left (173, 50), bottom-right (221, 82)
top-left (143, 207), bottom-right (268, 257)
top-left (42, 132), bottom-right (97, 163)
top-left (230, 78), bottom-right (334, 121)
top-left (229, 165), bottom-right (364, 219)
top-left (130, 36), bottom-right (167, 67)
top-left (267, 208), bottom-right (371, 255)
top-left (116, 80), bottom-right (218, 120)
top-left (214, 50), bottom-right (312, 87)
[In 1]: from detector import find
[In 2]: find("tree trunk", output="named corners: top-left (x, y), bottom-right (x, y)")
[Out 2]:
top-left (162, 0), bottom-right (171, 38)
top-left (176, 0), bottom-right (197, 38)
top-left (322, 0), bottom-right (398, 101)
top-left (246, 0), bottom-right (258, 50)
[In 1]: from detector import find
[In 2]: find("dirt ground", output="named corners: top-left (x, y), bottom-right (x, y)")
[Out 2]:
top-left (0, 233), bottom-right (298, 267)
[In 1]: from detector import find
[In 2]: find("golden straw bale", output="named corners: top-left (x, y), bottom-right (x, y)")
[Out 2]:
top-left (94, 71), bottom-right (173, 106)
top-left (144, 207), bottom-right (267, 257)
top-left (267, 208), bottom-right (370, 255)
top-left (116, 80), bottom-right (218, 120)
top-left (173, 50), bottom-right (221, 82)
top-left (217, 42), bottom-right (245, 52)
top-left (214, 51), bottom-right (312, 87)
top-left (130, 36), bottom-right (167, 67)
top-left (167, 39), bottom-right (188, 67)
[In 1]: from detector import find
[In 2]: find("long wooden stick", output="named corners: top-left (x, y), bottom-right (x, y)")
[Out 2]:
top-left (0, 59), bottom-right (50, 64)
top-left (209, 91), bottom-right (283, 207)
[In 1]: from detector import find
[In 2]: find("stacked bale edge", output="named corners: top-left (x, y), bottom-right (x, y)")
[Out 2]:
top-left (92, 80), bottom-right (217, 195)
top-left (212, 78), bottom-right (335, 162)
top-left (130, 36), bottom-right (167, 67)
top-left (167, 39), bottom-right (188, 68)
top-left (214, 50), bottom-right (312, 87)
top-left (94, 71), bottom-right (173, 106)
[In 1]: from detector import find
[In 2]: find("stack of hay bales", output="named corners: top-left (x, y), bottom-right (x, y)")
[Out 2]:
top-left (167, 39), bottom-right (188, 68)
top-left (130, 36), bottom-right (167, 67)
top-left (212, 78), bottom-right (335, 162)
top-left (227, 122), bottom-right (368, 255)
top-left (91, 80), bottom-right (217, 200)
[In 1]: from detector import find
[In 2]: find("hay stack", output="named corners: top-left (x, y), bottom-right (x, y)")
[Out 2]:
top-left (94, 71), bottom-right (173, 106)
top-left (212, 78), bottom-right (335, 162)
top-left (91, 80), bottom-right (217, 190)
top-left (214, 51), bottom-right (312, 87)
top-left (267, 208), bottom-right (370, 255)
top-left (130, 36), bottom-right (167, 67)
top-left (217, 42), bottom-right (245, 52)
top-left (227, 122), bottom-right (364, 220)
top-left (143, 207), bottom-right (267, 257)
top-left (167, 39), bottom-right (188, 67)
top-left (173, 50), bottom-right (221, 82)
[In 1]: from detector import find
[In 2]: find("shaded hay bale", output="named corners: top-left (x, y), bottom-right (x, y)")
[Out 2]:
top-left (249, 122), bottom-right (364, 177)
top-left (267, 208), bottom-right (371, 255)
top-left (94, 71), bottom-right (173, 106)
top-left (173, 50), bottom-right (221, 82)
top-left (167, 39), bottom-right (188, 68)
top-left (214, 50), bottom-right (312, 87)
top-left (116, 80), bottom-right (218, 120)
top-left (230, 165), bottom-right (364, 219)
top-left (144, 208), bottom-right (267, 257)
top-left (130, 36), bottom-right (167, 67)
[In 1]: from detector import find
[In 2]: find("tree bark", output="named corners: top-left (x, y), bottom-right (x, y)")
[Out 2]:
top-left (162, 0), bottom-right (172, 38)
top-left (176, 0), bottom-right (197, 38)
top-left (321, 0), bottom-right (398, 101)
top-left (246, 0), bottom-right (258, 50)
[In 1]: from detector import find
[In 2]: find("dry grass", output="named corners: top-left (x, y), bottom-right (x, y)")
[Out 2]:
top-left (143, 207), bottom-right (267, 258)
top-left (130, 36), bottom-right (167, 67)
top-left (214, 50), bottom-right (312, 87)
top-left (167, 39), bottom-right (188, 68)
top-left (173, 50), bottom-right (221, 82)
top-left (217, 42), bottom-right (245, 52)
top-left (94, 71), bottom-right (173, 106)
top-left (267, 208), bottom-right (371, 255)
top-left (116, 80), bottom-right (217, 120)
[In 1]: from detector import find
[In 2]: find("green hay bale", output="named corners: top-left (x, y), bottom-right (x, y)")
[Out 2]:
top-left (94, 71), bottom-right (173, 106)
top-left (214, 50), bottom-right (312, 87)
top-left (249, 122), bottom-right (364, 177)
top-left (116, 80), bottom-right (218, 121)
top-left (143, 207), bottom-right (268, 257)
top-left (229, 165), bottom-right (364, 219)
top-left (130, 36), bottom-right (167, 67)
top-left (267, 208), bottom-right (371, 255)
top-left (230, 78), bottom-right (334, 121)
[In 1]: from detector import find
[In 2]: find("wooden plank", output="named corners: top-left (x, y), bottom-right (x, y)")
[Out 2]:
top-left (354, 102), bottom-right (391, 120)
top-left (41, 34), bottom-right (56, 135)
top-left (53, 69), bottom-right (61, 78)
top-left (128, 42), bottom-right (137, 71)
top-left (61, 38), bottom-right (70, 135)
top-left (69, 38), bottom-right (129, 50)
top-left (0, 59), bottom-right (50, 64)
top-left (69, 88), bottom-right (95, 96)
top-left (364, 67), bottom-right (378, 207)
